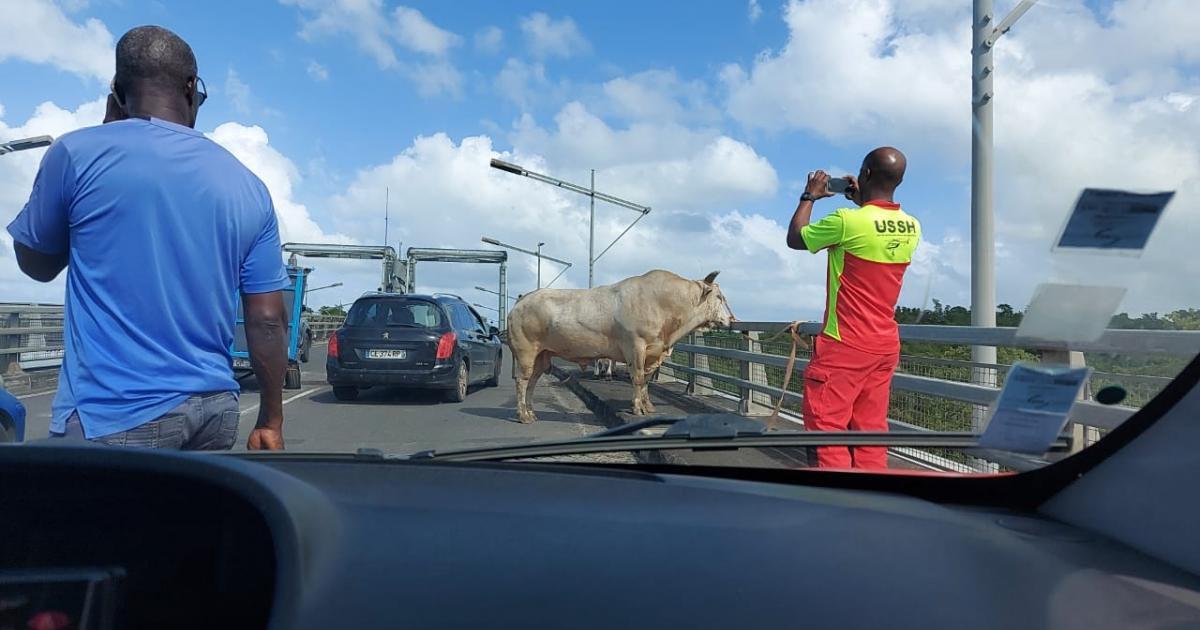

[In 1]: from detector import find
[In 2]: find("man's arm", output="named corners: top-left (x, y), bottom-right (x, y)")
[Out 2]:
top-left (239, 198), bottom-right (292, 450)
top-left (14, 243), bottom-right (68, 282)
top-left (8, 141), bottom-right (74, 280)
top-left (786, 170), bottom-right (835, 250)
top-left (244, 290), bottom-right (287, 450)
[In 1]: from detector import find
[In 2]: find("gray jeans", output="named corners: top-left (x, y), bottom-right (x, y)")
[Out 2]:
top-left (54, 391), bottom-right (240, 450)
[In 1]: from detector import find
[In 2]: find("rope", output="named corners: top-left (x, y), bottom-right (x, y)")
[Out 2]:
top-left (766, 321), bottom-right (807, 432)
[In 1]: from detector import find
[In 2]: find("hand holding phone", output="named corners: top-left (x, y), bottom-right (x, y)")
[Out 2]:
top-left (826, 177), bottom-right (852, 194)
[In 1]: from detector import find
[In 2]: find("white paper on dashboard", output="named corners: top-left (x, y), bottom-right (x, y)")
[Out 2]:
top-left (978, 362), bottom-right (1092, 454)
top-left (1015, 283), bottom-right (1127, 345)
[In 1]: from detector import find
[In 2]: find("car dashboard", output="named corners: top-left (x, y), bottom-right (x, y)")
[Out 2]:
top-left (1, 444), bottom-right (1198, 629)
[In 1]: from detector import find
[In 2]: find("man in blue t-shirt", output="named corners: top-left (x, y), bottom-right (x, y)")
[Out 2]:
top-left (7, 26), bottom-right (289, 450)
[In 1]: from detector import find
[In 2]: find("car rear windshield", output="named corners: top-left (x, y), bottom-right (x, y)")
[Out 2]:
top-left (346, 299), bottom-right (445, 329)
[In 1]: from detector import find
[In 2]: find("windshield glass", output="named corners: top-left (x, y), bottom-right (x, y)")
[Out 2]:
top-left (346, 300), bottom-right (443, 328)
top-left (2, 1), bottom-right (1196, 476)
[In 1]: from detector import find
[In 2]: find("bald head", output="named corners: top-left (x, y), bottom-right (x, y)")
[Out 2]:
top-left (862, 146), bottom-right (906, 188)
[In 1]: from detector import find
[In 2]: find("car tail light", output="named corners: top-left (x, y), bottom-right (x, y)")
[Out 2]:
top-left (436, 331), bottom-right (456, 360)
top-left (328, 333), bottom-right (339, 359)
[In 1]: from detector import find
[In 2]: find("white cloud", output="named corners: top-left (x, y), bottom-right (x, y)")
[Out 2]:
top-left (224, 68), bottom-right (251, 114)
top-left (0, 0), bottom-right (114, 83)
top-left (280, 0), bottom-right (461, 96)
top-left (282, 0), bottom-right (459, 61)
top-left (748, 0), bottom-right (763, 22)
top-left (600, 69), bottom-right (720, 124)
top-left (494, 58), bottom-right (548, 109)
top-left (722, 0), bottom-right (1200, 314)
top-left (392, 5), bottom-right (460, 56)
top-left (306, 60), bottom-right (329, 81)
top-left (283, 0), bottom-right (394, 67)
top-left (404, 60), bottom-right (463, 98)
top-left (474, 26), bottom-right (504, 55)
top-left (207, 122), bottom-right (351, 246)
top-left (519, 12), bottom-right (590, 59)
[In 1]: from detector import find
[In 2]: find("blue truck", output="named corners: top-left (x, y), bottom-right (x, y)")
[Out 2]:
top-left (0, 386), bottom-right (26, 443)
top-left (230, 265), bottom-right (313, 390)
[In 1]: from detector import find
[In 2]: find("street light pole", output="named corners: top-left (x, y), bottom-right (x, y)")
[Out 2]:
top-left (0, 135), bottom-right (53, 156)
top-left (304, 281), bottom-right (343, 296)
top-left (481, 236), bottom-right (571, 291)
top-left (475, 286), bottom-right (518, 302)
top-left (536, 242), bottom-right (544, 289)
top-left (489, 159), bottom-right (649, 290)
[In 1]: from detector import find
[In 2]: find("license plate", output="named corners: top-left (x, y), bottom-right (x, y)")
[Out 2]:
top-left (367, 349), bottom-right (406, 359)
top-left (232, 358), bottom-right (251, 369)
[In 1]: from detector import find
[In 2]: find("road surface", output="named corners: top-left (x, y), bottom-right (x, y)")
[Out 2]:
top-left (16, 343), bottom-right (612, 455)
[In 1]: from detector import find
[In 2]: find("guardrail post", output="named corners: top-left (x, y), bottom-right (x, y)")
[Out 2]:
top-left (740, 331), bottom-right (771, 415)
top-left (1041, 349), bottom-right (1091, 454)
top-left (1, 311), bottom-right (24, 378)
top-left (691, 333), bottom-right (714, 396)
top-left (684, 332), bottom-right (697, 393)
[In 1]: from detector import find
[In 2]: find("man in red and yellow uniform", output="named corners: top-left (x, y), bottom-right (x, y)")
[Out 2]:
top-left (785, 147), bottom-right (920, 470)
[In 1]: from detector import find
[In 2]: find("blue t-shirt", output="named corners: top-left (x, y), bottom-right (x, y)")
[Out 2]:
top-left (7, 118), bottom-right (289, 438)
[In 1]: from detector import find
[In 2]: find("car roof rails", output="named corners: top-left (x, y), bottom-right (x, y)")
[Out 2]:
top-left (432, 293), bottom-right (463, 300)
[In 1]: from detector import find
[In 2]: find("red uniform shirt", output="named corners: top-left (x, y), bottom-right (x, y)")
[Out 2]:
top-left (799, 201), bottom-right (921, 355)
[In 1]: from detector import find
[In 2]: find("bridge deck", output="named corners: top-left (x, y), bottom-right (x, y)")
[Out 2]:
top-left (18, 344), bottom-right (620, 457)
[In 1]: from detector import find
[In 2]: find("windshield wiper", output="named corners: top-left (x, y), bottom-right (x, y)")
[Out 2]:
top-left (402, 413), bottom-right (1071, 463)
top-left (385, 323), bottom-right (421, 328)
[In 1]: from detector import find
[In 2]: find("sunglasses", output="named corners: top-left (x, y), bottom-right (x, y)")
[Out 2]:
top-left (108, 76), bottom-right (208, 108)
top-left (192, 76), bottom-right (208, 108)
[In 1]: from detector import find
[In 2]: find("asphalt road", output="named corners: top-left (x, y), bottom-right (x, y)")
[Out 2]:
top-left (17, 343), bottom-right (613, 455)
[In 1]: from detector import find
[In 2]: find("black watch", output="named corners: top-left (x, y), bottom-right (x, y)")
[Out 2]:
top-left (800, 192), bottom-right (816, 202)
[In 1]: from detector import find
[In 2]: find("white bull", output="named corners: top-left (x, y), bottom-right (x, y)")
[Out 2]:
top-left (506, 270), bottom-right (733, 423)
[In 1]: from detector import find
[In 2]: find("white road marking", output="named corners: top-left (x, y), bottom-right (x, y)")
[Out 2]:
top-left (285, 386), bottom-right (328, 404)
top-left (240, 385), bottom-right (328, 416)
top-left (16, 390), bottom-right (56, 400)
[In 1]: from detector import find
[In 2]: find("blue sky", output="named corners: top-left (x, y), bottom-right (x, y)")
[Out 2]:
top-left (1, 0), bottom-right (1198, 319)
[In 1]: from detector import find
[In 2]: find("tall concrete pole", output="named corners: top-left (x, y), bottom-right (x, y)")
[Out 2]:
top-left (971, 0), bottom-right (998, 400)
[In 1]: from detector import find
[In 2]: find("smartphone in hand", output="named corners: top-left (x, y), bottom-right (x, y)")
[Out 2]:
top-left (827, 177), bottom-right (853, 195)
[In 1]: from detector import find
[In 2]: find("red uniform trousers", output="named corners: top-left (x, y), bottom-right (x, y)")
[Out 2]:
top-left (801, 335), bottom-right (899, 470)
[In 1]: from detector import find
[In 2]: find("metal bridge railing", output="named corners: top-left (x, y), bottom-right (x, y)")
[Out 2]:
top-left (0, 305), bottom-right (347, 382)
top-left (0, 304), bottom-right (65, 377)
top-left (306, 314), bottom-right (344, 341)
top-left (657, 322), bottom-right (1199, 473)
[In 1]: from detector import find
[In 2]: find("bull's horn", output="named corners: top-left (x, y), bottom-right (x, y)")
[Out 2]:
top-left (702, 270), bottom-right (720, 284)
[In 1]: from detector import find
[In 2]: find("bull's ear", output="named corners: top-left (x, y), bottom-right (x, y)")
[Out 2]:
top-left (702, 270), bottom-right (720, 285)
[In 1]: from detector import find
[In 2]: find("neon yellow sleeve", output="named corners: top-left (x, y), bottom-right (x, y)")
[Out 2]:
top-left (799, 209), bottom-right (845, 253)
